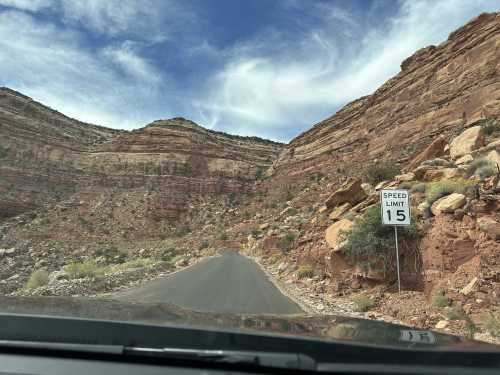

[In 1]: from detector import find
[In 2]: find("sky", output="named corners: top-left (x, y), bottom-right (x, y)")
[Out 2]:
top-left (0, 0), bottom-right (499, 142)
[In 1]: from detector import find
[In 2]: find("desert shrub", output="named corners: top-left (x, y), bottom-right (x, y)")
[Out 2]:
top-left (446, 305), bottom-right (467, 321)
top-left (297, 264), bottom-right (314, 279)
top-left (365, 161), bottom-right (401, 185)
top-left (105, 258), bottom-right (154, 273)
top-left (25, 270), bottom-right (49, 289)
top-left (352, 296), bottom-right (375, 312)
top-left (64, 259), bottom-right (102, 279)
top-left (279, 232), bottom-right (296, 251)
top-left (198, 240), bottom-right (209, 250)
top-left (432, 293), bottom-right (450, 308)
top-left (410, 182), bottom-right (426, 193)
top-left (340, 205), bottom-right (420, 278)
top-left (467, 158), bottom-right (496, 180)
top-left (483, 121), bottom-right (500, 136)
top-left (446, 305), bottom-right (478, 339)
top-left (425, 179), bottom-right (475, 205)
top-left (399, 181), bottom-right (415, 190)
top-left (485, 312), bottom-right (500, 338)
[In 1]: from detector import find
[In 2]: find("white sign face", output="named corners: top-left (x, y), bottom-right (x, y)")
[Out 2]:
top-left (380, 189), bottom-right (411, 226)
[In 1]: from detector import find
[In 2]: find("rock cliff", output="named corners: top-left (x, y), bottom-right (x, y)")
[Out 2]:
top-left (269, 12), bottom-right (500, 182)
top-left (0, 88), bottom-right (283, 219)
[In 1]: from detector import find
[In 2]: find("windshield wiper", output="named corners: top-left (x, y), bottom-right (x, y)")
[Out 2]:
top-left (0, 340), bottom-right (316, 371)
top-left (124, 346), bottom-right (317, 370)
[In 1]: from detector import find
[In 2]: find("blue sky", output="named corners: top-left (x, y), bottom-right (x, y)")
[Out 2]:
top-left (0, 0), bottom-right (499, 141)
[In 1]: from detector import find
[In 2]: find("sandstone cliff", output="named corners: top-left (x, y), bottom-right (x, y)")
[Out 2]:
top-left (0, 88), bottom-right (283, 219)
top-left (269, 12), bottom-right (500, 182)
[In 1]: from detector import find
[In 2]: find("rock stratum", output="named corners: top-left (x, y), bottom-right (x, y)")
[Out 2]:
top-left (0, 87), bottom-right (283, 219)
top-left (269, 12), bottom-right (500, 181)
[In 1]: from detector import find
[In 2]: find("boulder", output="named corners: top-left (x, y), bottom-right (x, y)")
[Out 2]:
top-left (325, 178), bottom-right (367, 209)
top-left (329, 203), bottom-right (351, 221)
top-left (431, 193), bottom-right (466, 215)
top-left (259, 223), bottom-right (270, 231)
top-left (396, 172), bottom-right (415, 182)
top-left (325, 219), bottom-right (354, 251)
top-left (407, 136), bottom-right (447, 170)
top-left (423, 168), bottom-right (464, 181)
top-left (361, 183), bottom-right (375, 195)
top-left (477, 217), bottom-right (500, 241)
top-left (449, 126), bottom-right (485, 160)
top-left (435, 320), bottom-right (449, 329)
top-left (486, 150), bottom-right (500, 166)
top-left (460, 277), bottom-right (478, 295)
top-left (455, 154), bottom-right (473, 165)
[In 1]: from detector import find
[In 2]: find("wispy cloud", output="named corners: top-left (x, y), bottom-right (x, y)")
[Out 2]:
top-left (0, 0), bottom-right (498, 142)
top-left (196, 0), bottom-right (500, 141)
top-left (0, 9), bottom-right (165, 127)
top-left (0, 0), bottom-right (51, 12)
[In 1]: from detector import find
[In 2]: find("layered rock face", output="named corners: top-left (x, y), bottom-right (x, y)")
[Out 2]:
top-left (269, 13), bottom-right (500, 181)
top-left (0, 88), bottom-right (283, 220)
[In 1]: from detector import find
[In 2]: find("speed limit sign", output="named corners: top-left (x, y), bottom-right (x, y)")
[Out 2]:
top-left (380, 189), bottom-right (411, 293)
top-left (380, 189), bottom-right (411, 226)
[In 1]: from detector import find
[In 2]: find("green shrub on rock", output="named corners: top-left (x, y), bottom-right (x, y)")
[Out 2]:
top-left (365, 161), bottom-right (401, 185)
top-left (340, 205), bottom-right (420, 278)
top-left (467, 158), bottom-right (496, 180)
top-left (425, 179), bottom-right (475, 205)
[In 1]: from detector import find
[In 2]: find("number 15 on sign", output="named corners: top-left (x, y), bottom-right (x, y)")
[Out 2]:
top-left (380, 189), bottom-right (411, 293)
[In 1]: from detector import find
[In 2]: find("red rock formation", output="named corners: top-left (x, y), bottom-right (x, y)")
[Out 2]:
top-left (0, 88), bottom-right (283, 219)
top-left (269, 12), bottom-right (500, 181)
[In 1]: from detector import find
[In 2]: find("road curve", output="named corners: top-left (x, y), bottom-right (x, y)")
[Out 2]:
top-left (114, 251), bottom-right (302, 314)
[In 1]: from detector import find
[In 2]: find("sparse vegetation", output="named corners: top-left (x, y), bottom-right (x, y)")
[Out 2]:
top-left (399, 181), bottom-right (415, 190)
top-left (218, 231), bottom-right (228, 240)
top-left (446, 305), bottom-right (478, 339)
top-left (485, 312), bottom-right (500, 338)
top-left (432, 293), bottom-right (450, 308)
top-left (365, 161), bottom-right (401, 185)
top-left (410, 182), bottom-right (426, 193)
top-left (483, 121), bottom-right (500, 136)
top-left (64, 259), bottom-right (103, 279)
top-left (279, 232), bottom-right (296, 251)
top-left (425, 179), bottom-right (475, 205)
top-left (340, 205), bottom-right (420, 278)
top-left (25, 270), bottom-right (49, 289)
top-left (352, 295), bottom-right (375, 312)
top-left (198, 240), bottom-right (209, 250)
top-left (104, 258), bottom-right (154, 273)
top-left (467, 158), bottom-right (496, 180)
top-left (297, 264), bottom-right (314, 279)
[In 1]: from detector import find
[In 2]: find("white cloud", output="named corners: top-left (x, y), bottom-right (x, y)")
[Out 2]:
top-left (0, 10), bottom-right (165, 129)
top-left (197, 0), bottom-right (500, 141)
top-left (102, 41), bottom-right (161, 83)
top-left (0, 0), bottom-right (51, 12)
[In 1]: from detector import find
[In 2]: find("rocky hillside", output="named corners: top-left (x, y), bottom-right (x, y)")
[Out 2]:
top-left (0, 88), bottom-right (283, 220)
top-left (268, 12), bottom-right (500, 182)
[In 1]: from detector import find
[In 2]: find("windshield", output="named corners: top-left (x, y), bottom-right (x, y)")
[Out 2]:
top-left (0, 0), bottom-right (499, 360)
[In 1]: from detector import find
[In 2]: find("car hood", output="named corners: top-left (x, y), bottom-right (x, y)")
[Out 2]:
top-left (0, 296), bottom-right (494, 350)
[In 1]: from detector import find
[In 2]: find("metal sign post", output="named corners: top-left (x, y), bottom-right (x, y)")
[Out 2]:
top-left (380, 189), bottom-right (411, 293)
top-left (394, 225), bottom-right (401, 293)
